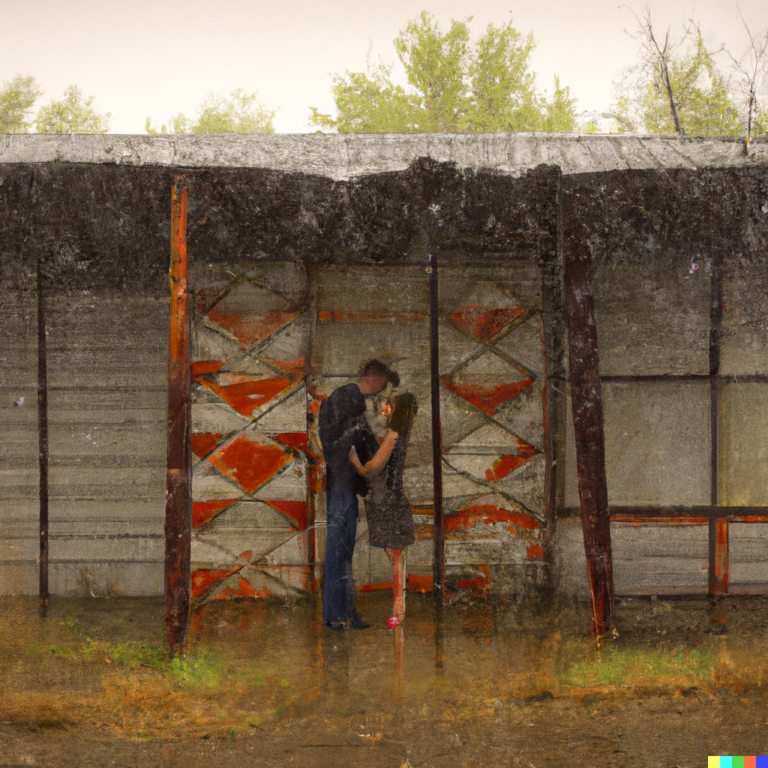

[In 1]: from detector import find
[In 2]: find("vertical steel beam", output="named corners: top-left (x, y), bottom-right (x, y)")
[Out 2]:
top-left (562, 186), bottom-right (616, 638)
top-left (709, 253), bottom-right (728, 595)
top-left (37, 252), bottom-right (49, 610)
top-left (165, 181), bottom-right (191, 656)
top-left (540, 175), bottom-right (567, 572)
top-left (305, 265), bottom-right (319, 593)
top-left (429, 249), bottom-right (445, 601)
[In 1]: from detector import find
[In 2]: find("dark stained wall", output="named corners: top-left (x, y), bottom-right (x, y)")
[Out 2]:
top-left (2, 160), bottom-right (768, 597)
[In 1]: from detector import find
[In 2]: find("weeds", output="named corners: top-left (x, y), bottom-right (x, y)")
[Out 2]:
top-left (560, 640), bottom-right (718, 688)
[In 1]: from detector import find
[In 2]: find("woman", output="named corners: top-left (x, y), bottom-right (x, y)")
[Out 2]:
top-left (350, 394), bottom-right (417, 620)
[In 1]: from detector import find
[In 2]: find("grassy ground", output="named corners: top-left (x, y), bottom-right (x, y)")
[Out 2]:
top-left (2, 593), bottom-right (768, 765)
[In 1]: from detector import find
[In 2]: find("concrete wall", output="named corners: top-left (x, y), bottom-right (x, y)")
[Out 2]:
top-left (0, 289), bottom-right (168, 596)
top-left (2, 138), bottom-right (768, 599)
top-left (560, 239), bottom-right (768, 597)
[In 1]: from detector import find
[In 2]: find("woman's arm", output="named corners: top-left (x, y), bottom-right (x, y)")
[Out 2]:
top-left (349, 429), bottom-right (398, 476)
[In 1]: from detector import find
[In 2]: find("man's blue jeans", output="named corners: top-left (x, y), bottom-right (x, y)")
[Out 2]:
top-left (323, 489), bottom-right (359, 625)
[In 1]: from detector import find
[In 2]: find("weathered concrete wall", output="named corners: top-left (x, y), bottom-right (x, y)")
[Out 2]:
top-left (0, 292), bottom-right (169, 597)
top-left (559, 166), bottom-right (768, 596)
top-left (2, 137), bottom-right (768, 599)
top-left (0, 270), bottom-right (37, 594)
top-left (1, 133), bottom-right (767, 178)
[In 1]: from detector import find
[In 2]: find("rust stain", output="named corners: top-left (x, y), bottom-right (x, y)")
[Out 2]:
top-left (453, 565), bottom-right (492, 597)
top-left (213, 577), bottom-right (272, 600)
top-left (307, 397), bottom-right (327, 414)
top-left (208, 436), bottom-right (290, 494)
top-left (264, 500), bottom-right (308, 530)
top-left (308, 465), bottom-right (325, 492)
top-left (442, 376), bottom-right (535, 416)
top-left (317, 310), bottom-right (427, 323)
top-left (274, 432), bottom-right (321, 461)
top-left (191, 569), bottom-right (231, 600)
top-left (266, 357), bottom-right (306, 375)
top-left (484, 442), bottom-right (540, 481)
top-left (611, 515), bottom-right (708, 525)
top-left (206, 309), bottom-right (296, 346)
top-left (406, 575), bottom-right (433, 593)
top-left (197, 377), bottom-right (292, 417)
top-left (449, 306), bottom-right (525, 343)
top-left (527, 543), bottom-right (545, 559)
top-left (191, 499), bottom-right (238, 529)
top-left (191, 432), bottom-right (223, 459)
top-left (714, 517), bottom-right (729, 593)
top-left (191, 360), bottom-right (225, 375)
top-left (194, 286), bottom-right (231, 316)
top-left (446, 502), bottom-right (540, 535)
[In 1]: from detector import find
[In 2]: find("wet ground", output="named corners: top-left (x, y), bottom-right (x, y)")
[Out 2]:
top-left (2, 591), bottom-right (768, 766)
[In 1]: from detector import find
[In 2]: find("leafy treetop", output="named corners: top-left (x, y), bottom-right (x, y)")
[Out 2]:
top-left (0, 74), bottom-right (43, 133)
top-left (35, 85), bottom-right (110, 134)
top-left (146, 89), bottom-right (275, 134)
top-left (310, 11), bottom-right (577, 134)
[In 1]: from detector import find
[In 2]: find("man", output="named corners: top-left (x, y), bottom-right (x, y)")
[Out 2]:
top-left (318, 360), bottom-right (400, 630)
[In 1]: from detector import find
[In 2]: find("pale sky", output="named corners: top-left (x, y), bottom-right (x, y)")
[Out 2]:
top-left (2, 0), bottom-right (766, 134)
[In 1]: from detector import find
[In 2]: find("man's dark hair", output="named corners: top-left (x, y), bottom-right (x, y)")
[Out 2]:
top-left (359, 359), bottom-right (400, 387)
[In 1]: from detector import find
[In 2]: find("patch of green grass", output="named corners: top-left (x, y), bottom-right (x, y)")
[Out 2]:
top-left (82, 638), bottom-right (166, 669)
top-left (168, 651), bottom-right (229, 688)
top-left (560, 641), bottom-right (718, 689)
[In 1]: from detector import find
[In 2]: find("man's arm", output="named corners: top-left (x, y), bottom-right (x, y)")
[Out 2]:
top-left (349, 429), bottom-right (398, 476)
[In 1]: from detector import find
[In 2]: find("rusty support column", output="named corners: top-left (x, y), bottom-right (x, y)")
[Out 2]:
top-left (429, 249), bottom-right (445, 601)
top-left (165, 181), bottom-right (191, 656)
top-left (709, 253), bottom-right (728, 595)
top-left (562, 187), bottom-right (616, 638)
top-left (37, 252), bottom-right (49, 610)
top-left (540, 175), bottom-right (567, 573)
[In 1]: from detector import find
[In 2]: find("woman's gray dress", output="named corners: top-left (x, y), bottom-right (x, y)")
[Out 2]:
top-left (365, 405), bottom-right (416, 550)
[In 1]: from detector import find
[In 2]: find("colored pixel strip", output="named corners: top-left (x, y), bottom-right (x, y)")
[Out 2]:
top-left (709, 758), bottom-right (768, 767)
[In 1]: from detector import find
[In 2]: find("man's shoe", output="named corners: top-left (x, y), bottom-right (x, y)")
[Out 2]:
top-left (325, 621), bottom-right (348, 630)
top-left (350, 614), bottom-right (370, 630)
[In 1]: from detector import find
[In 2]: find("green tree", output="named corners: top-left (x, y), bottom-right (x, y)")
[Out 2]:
top-left (613, 10), bottom-right (742, 136)
top-left (310, 11), bottom-right (577, 133)
top-left (0, 74), bottom-right (43, 133)
top-left (144, 114), bottom-right (190, 135)
top-left (147, 89), bottom-right (275, 134)
top-left (35, 85), bottom-right (110, 133)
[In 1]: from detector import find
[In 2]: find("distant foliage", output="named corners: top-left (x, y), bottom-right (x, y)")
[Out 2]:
top-left (310, 11), bottom-right (577, 134)
top-left (0, 74), bottom-right (43, 133)
top-left (147, 89), bottom-right (275, 135)
top-left (612, 9), bottom-right (759, 137)
top-left (35, 85), bottom-right (110, 134)
top-left (616, 29), bottom-right (743, 136)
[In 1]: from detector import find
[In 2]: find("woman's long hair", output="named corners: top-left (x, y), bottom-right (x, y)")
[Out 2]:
top-left (386, 393), bottom-right (417, 437)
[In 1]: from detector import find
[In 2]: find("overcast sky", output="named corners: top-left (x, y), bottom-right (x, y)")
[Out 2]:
top-left (2, 0), bottom-right (766, 134)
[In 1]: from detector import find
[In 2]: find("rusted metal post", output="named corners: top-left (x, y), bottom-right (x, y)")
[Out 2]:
top-left (540, 191), bottom-right (567, 575)
top-left (165, 181), bottom-right (192, 656)
top-left (37, 252), bottom-right (49, 610)
top-left (562, 186), bottom-right (616, 638)
top-left (709, 253), bottom-right (728, 595)
top-left (429, 249), bottom-right (445, 601)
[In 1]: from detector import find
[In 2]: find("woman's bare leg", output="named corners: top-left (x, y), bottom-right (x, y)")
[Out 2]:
top-left (393, 548), bottom-right (405, 620)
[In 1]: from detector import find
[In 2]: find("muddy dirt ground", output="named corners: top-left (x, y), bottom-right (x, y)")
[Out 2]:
top-left (2, 591), bottom-right (768, 767)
